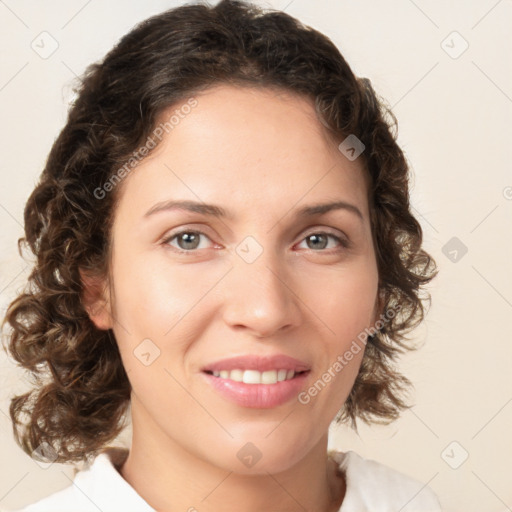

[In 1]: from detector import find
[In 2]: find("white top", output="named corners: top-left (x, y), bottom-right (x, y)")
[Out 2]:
top-left (5, 448), bottom-right (442, 512)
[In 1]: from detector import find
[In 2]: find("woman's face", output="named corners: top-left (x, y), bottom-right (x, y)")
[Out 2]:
top-left (97, 84), bottom-right (380, 473)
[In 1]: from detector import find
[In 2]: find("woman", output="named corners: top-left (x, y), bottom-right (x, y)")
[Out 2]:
top-left (2, 0), bottom-right (440, 510)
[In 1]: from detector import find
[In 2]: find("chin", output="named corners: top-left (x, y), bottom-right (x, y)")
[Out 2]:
top-left (205, 434), bottom-right (315, 476)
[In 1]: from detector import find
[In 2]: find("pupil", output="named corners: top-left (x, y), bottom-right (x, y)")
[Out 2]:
top-left (308, 234), bottom-right (327, 250)
top-left (180, 233), bottom-right (199, 250)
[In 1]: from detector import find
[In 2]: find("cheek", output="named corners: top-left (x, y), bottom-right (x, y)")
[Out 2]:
top-left (295, 261), bottom-right (377, 404)
top-left (111, 250), bottom-right (224, 337)
top-left (297, 259), bottom-right (378, 339)
top-left (109, 251), bottom-right (231, 386)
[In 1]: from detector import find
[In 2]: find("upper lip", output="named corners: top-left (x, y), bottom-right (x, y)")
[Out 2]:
top-left (202, 354), bottom-right (311, 373)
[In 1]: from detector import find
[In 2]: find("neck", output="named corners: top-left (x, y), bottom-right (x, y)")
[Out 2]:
top-left (119, 402), bottom-right (345, 512)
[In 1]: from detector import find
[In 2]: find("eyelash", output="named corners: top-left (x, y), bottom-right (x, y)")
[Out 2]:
top-left (161, 229), bottom-right (350, 255)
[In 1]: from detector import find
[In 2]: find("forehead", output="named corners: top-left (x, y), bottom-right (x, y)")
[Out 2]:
top-left (115, 84), bottom-right (370, 223)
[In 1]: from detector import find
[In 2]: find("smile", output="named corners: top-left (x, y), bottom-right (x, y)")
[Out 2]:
top-left (201, 354), bottom-right (311, 408)
top-left (207, 369), bottom-right (301, 384)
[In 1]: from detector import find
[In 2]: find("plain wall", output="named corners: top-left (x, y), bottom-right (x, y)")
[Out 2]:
top-left (0, 1), bottom-right (511, 511)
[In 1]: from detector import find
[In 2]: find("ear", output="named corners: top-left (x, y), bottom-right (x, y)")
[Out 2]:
top-left (79, 268), bottom-right (113, 330)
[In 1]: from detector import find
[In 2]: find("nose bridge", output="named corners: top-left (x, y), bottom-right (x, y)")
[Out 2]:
top-left (221, 235), bottom-right (301, 336)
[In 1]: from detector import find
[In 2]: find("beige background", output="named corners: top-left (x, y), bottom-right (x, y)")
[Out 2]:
top-left (0, 1), bottom-right (511, 511)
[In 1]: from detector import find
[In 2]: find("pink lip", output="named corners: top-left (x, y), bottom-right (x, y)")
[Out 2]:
top-left (201, 354), bottom-right (311, 409)
top-left (202, 371), bottom-right (310, 408)
top-left (201, 354), bottom-right (311, 373)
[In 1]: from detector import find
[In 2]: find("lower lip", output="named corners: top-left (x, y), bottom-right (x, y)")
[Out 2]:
top-left (202, 371), bottom-right (310, 408)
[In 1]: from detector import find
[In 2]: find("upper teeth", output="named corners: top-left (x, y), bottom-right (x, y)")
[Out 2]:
top-left (211, 369), bottom-right (296, 384)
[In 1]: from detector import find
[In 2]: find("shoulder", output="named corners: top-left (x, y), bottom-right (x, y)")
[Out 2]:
top-left (5, 448), bottom-right (154, 512)
top-left (330, 450), bottom-right (442, 512)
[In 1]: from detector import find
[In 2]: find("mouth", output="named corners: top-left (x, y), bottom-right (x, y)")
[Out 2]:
top-left (201, 354), bottom-right (311, 408)
top-left (203, 368), bottom-right (309, 384)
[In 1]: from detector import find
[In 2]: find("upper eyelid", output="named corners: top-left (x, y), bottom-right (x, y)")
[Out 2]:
top-left (162, 226), bottom-right (349, 247)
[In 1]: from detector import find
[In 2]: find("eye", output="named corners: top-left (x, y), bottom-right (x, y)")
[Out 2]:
top-left (296, 231), bottom-right (349, 252)
top-left (162, 230), bottom-right (214, 253)
top-left (162, 229), bottom-right (350, 255)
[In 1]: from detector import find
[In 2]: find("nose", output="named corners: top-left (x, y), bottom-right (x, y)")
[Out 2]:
top-left (221, 250), bottom-right (302, 339)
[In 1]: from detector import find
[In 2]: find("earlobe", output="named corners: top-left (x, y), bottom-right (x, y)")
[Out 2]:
top-left (79, 268), bottom-right (113, 330)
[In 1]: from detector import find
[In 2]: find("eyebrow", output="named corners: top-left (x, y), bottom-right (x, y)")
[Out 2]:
top-left (144, 199), bottom-right (364, 222)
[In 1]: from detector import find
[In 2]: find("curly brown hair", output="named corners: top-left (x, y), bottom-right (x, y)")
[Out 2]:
top-left (1, 0), bottom-right (438, 463)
